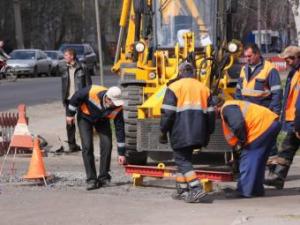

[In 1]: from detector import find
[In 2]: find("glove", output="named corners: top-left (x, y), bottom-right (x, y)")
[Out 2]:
top-left (234, 144), bottom-right (242, 152)
top-left (233, 141), bottom-right (244, 156)
top-left (159, 132), bottom-right (168, 144)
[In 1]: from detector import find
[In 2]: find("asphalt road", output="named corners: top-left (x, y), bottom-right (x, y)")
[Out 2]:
top-left (1, 100), bottom-right (300, 225)
top-left (0, 73), bottom-right (119, 111)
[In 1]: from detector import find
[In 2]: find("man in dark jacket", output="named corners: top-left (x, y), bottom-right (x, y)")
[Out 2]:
top-left (265, 46), bottom-right (300, 189)
top-left (67, 85), bottom-right (126, 190)
top-left (235, 43), bottom-right (282, 114)
top-left (235, 43), bottom-right (282, 158)
top-left (160, 62), bottom-right (215, 203)
top-left (62, 48), bottom-right (92, 152)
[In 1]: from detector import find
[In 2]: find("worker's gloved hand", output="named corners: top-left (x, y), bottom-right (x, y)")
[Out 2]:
top-left (233, 141), bottom-right (244, 154)
top-left (234, 144), bottom-right (242, 152)
top-left (159, 132), bottom-right (168, 144)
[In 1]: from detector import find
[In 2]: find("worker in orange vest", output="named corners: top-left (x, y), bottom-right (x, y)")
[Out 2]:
top-left (235, 43), bottom-right (282, 159)
top-left (160, 62), bottom-right (215, 203)
top-left (265, 46), bottom-right (300, 189)
top-left (67, 85), bottom-right (126, 190)
top-left (219, 100), bottom-right (281, 197)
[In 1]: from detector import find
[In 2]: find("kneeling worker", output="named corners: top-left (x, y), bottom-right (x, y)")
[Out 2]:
top-left (220, 100), bottom-right (281, 197)
top-left (67, 85), bottom-right (126, 190)
top-left (160, 62), bottom-right (215, 203)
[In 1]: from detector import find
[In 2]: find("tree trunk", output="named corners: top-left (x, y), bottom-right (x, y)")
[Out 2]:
top-left (289, 0), bottom-right (300, 45)
top-left (13, 0), bottom-right (24, 48)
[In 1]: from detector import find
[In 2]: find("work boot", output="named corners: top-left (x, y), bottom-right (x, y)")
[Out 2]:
top-left (86, 181), bottom-right (99, 191)
top-left (264, 174), bottom-right (284, 189)
top-left (69, 144), bottom-right (81, 152)
top-left (223, 187), bottom-right (243, 199)
top-left (65, 144), bottom-right (81, 153)
top-left (183, 170), bottom-right (207, 203)
top-left (184, 188), bottom-right (207, 203)
top-left (264, 164), bottom-right (290, 189)
top-left (171, 182), bottom-right (189, 200)
top-left (98, 174), bottom-right (112, 187)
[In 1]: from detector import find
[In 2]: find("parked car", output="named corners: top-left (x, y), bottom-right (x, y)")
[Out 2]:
top-left (58, 43), bottom-right (97, 75)
top-left (44, 50), bottom-right (65, 76)
top-left (7, 49), bottom-right (52, 77)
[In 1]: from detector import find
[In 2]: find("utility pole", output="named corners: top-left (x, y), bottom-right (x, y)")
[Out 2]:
top-left (286, 1), bottom-right (291, 46)
top-left (95, 0), bottom-right (104, 85)
top-left (81, 0), bottom-right (86, 42)
top-left (257, 0), bottom-right (262, 50)
top-left (13, 0), bottom-right (24, 48)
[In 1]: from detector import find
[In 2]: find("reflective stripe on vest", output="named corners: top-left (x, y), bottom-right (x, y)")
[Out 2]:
top-left (285, 70), bottom-right (300, 121)
top-left (221, 100), bottom-right (278, 146)
top-left (80, 85), bottom-right (107, 115)
top-left (240, 61), bottom-right (274, 98)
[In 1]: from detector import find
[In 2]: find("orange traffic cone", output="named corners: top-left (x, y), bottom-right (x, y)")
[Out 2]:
top-left (23, 138), bottom-right (48, 185)
top-left (10, 104), bottom-right (33, 149)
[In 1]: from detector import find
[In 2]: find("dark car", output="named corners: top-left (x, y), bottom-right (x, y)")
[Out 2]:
top-left (44, 50), bottom-right (65, 76)
top-left (58, 44), bottom-right (97, 75)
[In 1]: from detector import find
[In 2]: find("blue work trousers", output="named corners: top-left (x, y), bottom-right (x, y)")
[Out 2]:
top-left (237, 121), bottom-right (281, 197)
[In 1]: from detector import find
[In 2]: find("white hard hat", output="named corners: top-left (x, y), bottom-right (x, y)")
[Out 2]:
top-left (106, 86), bottom-right (124, 107)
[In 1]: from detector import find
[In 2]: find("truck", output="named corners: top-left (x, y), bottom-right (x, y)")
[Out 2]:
top-left (112, 0), bottom-right (241, 165)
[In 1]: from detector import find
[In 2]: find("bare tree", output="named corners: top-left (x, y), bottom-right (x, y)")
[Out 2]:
top-left (289, 0), bottom-right (300, 45)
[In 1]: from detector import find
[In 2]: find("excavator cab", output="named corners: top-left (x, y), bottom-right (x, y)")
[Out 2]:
top-left (155, 0), bottom-right (216, 49)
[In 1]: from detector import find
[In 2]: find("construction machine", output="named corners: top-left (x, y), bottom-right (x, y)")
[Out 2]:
top-left (112, 0), bottom-right (241, 164)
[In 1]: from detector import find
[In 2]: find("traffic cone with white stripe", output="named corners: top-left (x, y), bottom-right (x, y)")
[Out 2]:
top-left (10, 104), bottom-right (33, 149)
top-left (0, 104), bottom-right (33, 176)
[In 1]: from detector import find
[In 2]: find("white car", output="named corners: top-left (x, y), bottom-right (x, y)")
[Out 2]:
top-left (7, 49), bottom-right (52, 77)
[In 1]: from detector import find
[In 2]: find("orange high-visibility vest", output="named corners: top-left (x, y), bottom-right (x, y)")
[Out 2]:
top-left (221, 100), bottom-right (278, 147)
top-left (167, 78), bottom-right (212, 113)
top-left (240, 61), bottom-right (275, 98)
top-left (285, 70), bottom-right (300, 121)
top-left (80, 85), bottom-right (122, 119)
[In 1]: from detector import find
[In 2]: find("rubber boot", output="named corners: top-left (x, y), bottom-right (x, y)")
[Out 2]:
top-left (184, 171), bottom-right (207, 203)
top-left (171, 182), bottom-right (189, 200)
top-left (264, 164), bottom-right (290, 189)
top-left (184, 185), bottom-right (207, 203)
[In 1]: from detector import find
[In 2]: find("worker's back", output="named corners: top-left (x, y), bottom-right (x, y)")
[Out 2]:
top-left (161, 77), bottom-right (215, 150)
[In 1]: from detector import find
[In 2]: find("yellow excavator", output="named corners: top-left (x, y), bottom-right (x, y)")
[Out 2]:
top-left (112, 0), bottom-right (242, 164)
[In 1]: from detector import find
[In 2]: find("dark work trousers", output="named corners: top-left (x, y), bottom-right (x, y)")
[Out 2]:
top-left (173, 147), bottom-right (194, 175)
top-left (77, 115), bottom-right (112, 183)
top-left (65, 101), bottom-right (77, 148)
top-left (269, 143), bottom-right (279, 157)
top-left (269, 121), bottom-right (281, 156)
top-left (237, 121), bottom-right (281, 197)
top-left (278, 131), bottom-right (300, 164)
